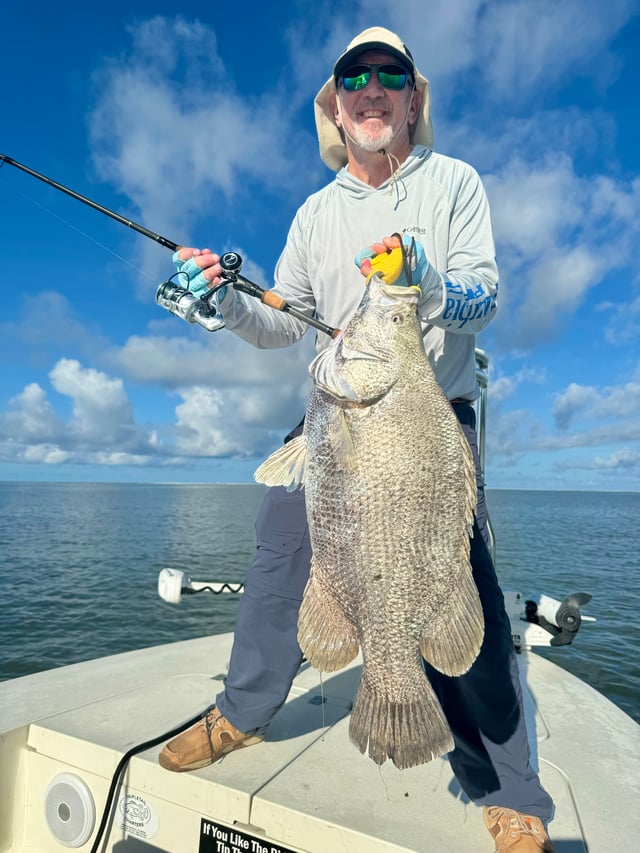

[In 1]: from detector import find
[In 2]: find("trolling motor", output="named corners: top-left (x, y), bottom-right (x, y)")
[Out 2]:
top-left (523, 592), bottom-right (595, 646)
top-left (503, 589), bottom-right (595, 649)
top-left (157, 568), bottom-right (244, 604)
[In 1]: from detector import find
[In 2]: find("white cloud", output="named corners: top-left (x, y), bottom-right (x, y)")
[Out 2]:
top-left (486, 371), bottom-right (640, 467)
top-left (489, 365), bottom-right (546, 403)
top-left (49, 359), bottom-right (139, 448)
top-left (552, 446), bottom-right (640, 473)
top-left (600, 293), bottom-right (640, 345)
top-left (0, 360), bottom-right (162, 465)
top-left (23, 444), bottom-right (71, 464)
top-left (0, 383), bottom-right (63, 443)
top-left (0, 336), bottom-right (314, 467)
top-left (172, 387), bottom-right (231, 455)
top-left (591, 448), bottom-right (640, 469)
top-left (482, 157), bottom-right (640, 345)
top-left (169, 382), bottom-right (307, 459)
top-left (88, 15), bottom-right (321, 290)
top-left (476, 0), bottom-right (634, 99)
top-left (553, 380), bottom-right (640, 429)
top-left (113, 324), bottom-right (315, 416)
top-left (485, 158), bottom-right (582, 260)
top-left (489, 406), bottom-right (640, 458)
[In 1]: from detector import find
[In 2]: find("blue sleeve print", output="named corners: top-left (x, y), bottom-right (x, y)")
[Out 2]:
top-left (441, 278), bottom-right (498, 332)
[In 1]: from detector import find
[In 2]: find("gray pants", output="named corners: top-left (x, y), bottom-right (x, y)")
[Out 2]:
top-left (216, 406), bottom-right (554, 821)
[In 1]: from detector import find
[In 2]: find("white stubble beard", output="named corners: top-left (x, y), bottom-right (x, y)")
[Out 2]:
top-left (350, 121), bottom-right (396, 152)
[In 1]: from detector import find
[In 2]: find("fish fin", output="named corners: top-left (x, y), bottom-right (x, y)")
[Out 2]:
top-left (333, 410), bottom-right (358, 471)
top-left (462, 427), bottom-right (478, 537)
top-left (349, 677), bottom-right (454, 769)
top-left (254, 435), bottom-right (307, 490)
top-left (420, 569), bottom-right (484, 676)
top-left (419, 423), bottom-right (482, 676)
top-left (298, 573), bottom-right (359, 671)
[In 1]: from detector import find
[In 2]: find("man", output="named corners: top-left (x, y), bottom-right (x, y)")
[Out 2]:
top-left (159, 27), bottom-right (556, 852)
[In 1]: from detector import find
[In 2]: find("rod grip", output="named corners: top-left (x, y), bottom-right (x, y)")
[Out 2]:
top-left (261, 291), bottom-right (288, 311)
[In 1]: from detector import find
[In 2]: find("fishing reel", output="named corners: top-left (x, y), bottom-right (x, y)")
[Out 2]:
top-left (155, 251), bottom-right (245, 332)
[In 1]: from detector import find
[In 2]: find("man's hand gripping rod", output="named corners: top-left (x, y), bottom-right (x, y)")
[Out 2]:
top-left (156, 251), bottom-right (339, 337)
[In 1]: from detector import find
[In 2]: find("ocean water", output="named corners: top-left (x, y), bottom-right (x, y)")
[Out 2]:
top-left (0, 482), bottom-right (638, 724)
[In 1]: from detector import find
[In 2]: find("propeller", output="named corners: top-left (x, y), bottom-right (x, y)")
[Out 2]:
top-left (524, 592), bottom-right (595, 646)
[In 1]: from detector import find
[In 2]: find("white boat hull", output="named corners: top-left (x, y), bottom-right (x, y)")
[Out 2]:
top-left (1, 633), bottom-right (638, 852)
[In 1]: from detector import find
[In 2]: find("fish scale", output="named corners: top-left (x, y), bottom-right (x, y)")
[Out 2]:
top-left (255, 274), bottom-right (484, 769)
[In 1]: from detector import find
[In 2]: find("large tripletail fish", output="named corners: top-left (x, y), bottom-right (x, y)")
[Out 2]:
top-left (255, 274), bottom-right (484, 769)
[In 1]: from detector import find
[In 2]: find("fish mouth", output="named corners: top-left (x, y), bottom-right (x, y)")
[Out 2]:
top-left (376, 282), bottom-right (422, 303)
top-left (339, 341), bottom-right (385, 362)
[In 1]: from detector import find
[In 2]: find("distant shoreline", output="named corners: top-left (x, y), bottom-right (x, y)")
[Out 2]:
top-left (0, 480), bottom-right (638, 495)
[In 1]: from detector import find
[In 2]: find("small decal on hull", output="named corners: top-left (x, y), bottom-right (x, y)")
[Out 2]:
top-left (117, 793), bottom-right (159, 840)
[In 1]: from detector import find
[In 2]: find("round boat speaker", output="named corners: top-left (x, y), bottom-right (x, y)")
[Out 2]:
top-left (44, 773), bottom-right (96, 848)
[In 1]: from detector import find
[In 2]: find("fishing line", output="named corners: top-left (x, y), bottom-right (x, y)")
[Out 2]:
top-left (377, 764), bottom-right (391, 801)
top-left (0, 174), bottom-right (155, 282)
top-left (319, 671), bottom-right (326, 741)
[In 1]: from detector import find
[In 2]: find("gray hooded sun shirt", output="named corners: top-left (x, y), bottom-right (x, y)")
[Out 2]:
top-left (218, 144), bottom-right (498, 402)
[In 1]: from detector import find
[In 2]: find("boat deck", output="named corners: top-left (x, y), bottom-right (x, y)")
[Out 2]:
top-left (1, 633), bottom-right (638, 852)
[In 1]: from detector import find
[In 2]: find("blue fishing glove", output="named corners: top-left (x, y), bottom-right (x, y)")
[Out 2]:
top-left (172, 251), bottom-right (214, 298)
top-left (354, 234), bottom-right (428, 287)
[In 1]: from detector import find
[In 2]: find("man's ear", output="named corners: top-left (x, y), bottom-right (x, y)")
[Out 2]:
top-left (408, 88), bottom-right (423, 125)
top-left (330, 92), bottom-right (342, 128)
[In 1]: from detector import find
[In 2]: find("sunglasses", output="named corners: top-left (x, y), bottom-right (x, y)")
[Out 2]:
top-left (340, 63), bottom-right (412, 92)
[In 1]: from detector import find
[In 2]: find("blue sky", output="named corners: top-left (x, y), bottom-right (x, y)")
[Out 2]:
top-left (1, 0), bottom-right (638, 490)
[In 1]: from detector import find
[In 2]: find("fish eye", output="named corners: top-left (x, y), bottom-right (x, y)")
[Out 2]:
top-left (391, 312), bottom-right (404, 324)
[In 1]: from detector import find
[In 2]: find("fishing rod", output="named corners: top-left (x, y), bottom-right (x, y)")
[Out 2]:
top-left (0, 153), bottom-right (179, 250)
top-left (0, 153), bottom-right (338, 338)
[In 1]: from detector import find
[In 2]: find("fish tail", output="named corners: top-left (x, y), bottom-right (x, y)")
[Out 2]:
top-left (420, 569), bottom-right (484, 676)
top-left (298, 575), bottom-right (359, 671)
top-left (349, 678), bottom-right (454, 769)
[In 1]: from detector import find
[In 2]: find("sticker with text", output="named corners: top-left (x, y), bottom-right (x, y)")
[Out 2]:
top-left (199, 818), bottom-right (300, 853)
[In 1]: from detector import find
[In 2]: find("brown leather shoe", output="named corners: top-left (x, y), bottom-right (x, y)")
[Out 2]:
top-left (483, 807), bottom-right (557, 852)
top-left (159, 707), bottom-right (264, 772)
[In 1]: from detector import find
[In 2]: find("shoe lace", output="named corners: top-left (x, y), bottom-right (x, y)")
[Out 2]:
top-left (204, 707), bottom-right (222, 736)
top-left (486, 807), bottom-right (545, 846)
top-left (509, 812), bottom-right (540, 836)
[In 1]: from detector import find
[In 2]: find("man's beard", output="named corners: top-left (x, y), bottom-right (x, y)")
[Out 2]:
top-left (350, 121), bottom-right (396, 152)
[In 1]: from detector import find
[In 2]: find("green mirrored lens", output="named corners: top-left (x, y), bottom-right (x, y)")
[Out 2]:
top-left (341, 64), bottom-right (408, 92)
top-left (378, 71), bottom-right (406, 90)
top-left (343, 71), bottom-right (371, 91)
